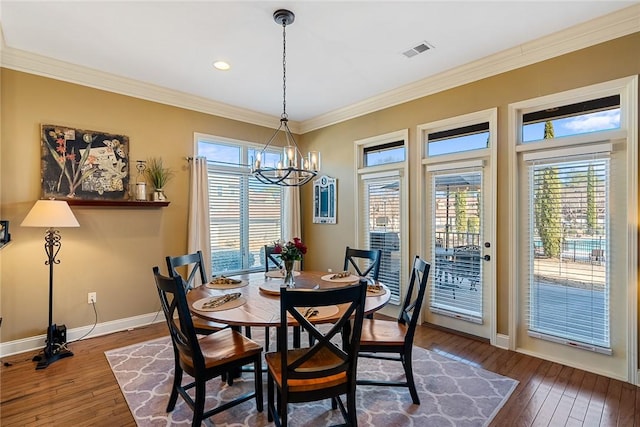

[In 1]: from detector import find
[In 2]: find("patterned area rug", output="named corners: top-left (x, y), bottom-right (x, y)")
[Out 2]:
top-left (105, 336), bottom-right (517, 426)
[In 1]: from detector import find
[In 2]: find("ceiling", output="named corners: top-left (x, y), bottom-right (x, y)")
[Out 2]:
top-left (1, 1), bottom-right (638, 129)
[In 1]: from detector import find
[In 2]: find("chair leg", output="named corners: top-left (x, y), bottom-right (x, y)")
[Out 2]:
top-left (402, 353), bottom-right (420, 405)
top-left (347, 391), bottom-right (358, 426)
top-left (254, 357), bottom-right (264, 412)
top-left (280, 390), bottom-right (288, 427)
top-left (167, 362), bottom-right (183, 411)
top-left (267, 373), bottom-right (274, 422)
top-left (192, 379), bottom-right (206, 427)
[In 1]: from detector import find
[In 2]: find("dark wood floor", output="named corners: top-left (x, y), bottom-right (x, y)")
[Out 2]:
top-left (1, 321), bottom-right (638, 426)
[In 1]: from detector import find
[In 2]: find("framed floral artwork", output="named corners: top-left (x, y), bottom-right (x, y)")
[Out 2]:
top-left (40, 124), bottom-right (130, 201)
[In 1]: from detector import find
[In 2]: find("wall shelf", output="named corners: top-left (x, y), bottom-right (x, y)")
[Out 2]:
top-left (64, 200), bottom-right (170, 207)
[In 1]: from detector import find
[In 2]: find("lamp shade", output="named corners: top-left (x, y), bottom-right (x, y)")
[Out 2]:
top-left (21, 200), bottom-right (80, 228)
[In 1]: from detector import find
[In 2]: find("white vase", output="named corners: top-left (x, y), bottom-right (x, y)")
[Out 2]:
top-left (152, 189), bottom-right (166, 201)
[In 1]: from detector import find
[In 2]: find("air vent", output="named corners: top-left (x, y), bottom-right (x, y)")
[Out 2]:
top-left (402, 41), bottom-right (434, 58)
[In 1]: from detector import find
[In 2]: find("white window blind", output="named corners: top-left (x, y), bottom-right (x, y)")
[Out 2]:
top-left (360, 176), bottom-right (402, 303)
top-left (526, 157), bottom-right (610, 351)
top-left (207, 167), bottom-right (281, 275)
top-left (430, 170), bottom-right (483, 322)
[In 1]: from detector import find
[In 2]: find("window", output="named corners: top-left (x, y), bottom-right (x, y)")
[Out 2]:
top-left (526, 155), bottom-right (610, 351)
top-left (509, 77), bottom-right (637, 381)
top-left (197, 136), bottom-right (283, 275)
top-left (361, 175), bottom-right (402, 302)
top-left (356, 130), bottom-right (408, 306)
top-left (363, 140), bottom-right (405, 166)
top-left (522, 95), bottom-right (620, 143)
top-left (427, 122), bottom-right (489, 156)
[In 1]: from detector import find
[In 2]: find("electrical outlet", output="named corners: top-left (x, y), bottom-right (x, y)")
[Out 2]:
top-left (88, 292), bottom-right (96, 304)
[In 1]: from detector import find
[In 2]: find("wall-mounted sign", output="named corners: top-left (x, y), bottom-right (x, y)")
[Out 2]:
top-left (313, 175), bottom-right (337, 224)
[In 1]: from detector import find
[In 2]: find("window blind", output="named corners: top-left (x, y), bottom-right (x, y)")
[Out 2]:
top-left (526, 157), bottom-right (610, 351)
top-left (360, 176), bottom-right (402, 303)
top-left (207, 167), bottom-right (281, 275)
top-left (430, 170), bottom-right (483, 322)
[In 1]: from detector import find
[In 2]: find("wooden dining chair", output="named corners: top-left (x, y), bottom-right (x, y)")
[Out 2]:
top-left (357, 255), bottom-right (431, 404)
top-left (266, 280), bottom-right (368, 427)
top-left (166, 251), bottom-right (228, 335)
top-left (343, 246), bottom-right (382, 280)
top-left (264, 244), bottom-right (283, 272)
top-left (152, 267), bottom-right (264, 427)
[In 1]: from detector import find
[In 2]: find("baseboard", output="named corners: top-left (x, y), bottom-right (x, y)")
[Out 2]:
top-left (0, 311), bottom-right (165, 358)
top-left (494, 333), bottom-right (510, 350)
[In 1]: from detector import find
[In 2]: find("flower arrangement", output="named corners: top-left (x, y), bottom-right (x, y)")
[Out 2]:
top-left (273, 237), bottom-right (307, 262)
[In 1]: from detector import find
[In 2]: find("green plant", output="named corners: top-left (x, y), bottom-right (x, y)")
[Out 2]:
top-left (145, 157), bottom-right (174, 189)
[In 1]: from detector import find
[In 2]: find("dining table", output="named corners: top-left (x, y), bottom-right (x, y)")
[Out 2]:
top-left (187, 270), bottom-right (391, 330)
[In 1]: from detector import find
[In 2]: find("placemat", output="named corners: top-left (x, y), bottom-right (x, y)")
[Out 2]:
top-left (192, 295), bottom-right (246, 312)
top-left (265, 270), bottom-right (301, 278)
top-left (321, 273), bottom-right (360, 283)
top-left (205, 279), bottom-right (248, 290)
top-left (287, 305), bottom-right (339, 321)
top-left (258, 282), bottom-right (283, 295)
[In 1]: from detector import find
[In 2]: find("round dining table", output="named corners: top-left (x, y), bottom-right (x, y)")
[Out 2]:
top-left (187, 270), bottom-right (391, 328)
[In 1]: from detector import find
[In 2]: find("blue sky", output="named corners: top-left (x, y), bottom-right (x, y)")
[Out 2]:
top-left (199, 109), bottom-right (621, 164)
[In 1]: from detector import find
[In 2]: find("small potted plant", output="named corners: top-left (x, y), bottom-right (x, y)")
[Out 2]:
top-left (145, 157), bottom-right (174, 201)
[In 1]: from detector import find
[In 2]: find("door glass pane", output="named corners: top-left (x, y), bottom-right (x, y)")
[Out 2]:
top-left (431, 171), bottom-right (483, 319)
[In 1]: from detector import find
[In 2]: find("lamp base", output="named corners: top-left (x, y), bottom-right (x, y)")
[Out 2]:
top-left (33, 347), bottom-right (74, 370)
top-left (32, 324), bottom-right (73, 370)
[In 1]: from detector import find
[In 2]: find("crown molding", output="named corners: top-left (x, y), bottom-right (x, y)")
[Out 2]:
top-left (0, 42), bottom-right (301, 134)
top-left (299, 3), bottom-right (640, 133)
top-left (1, 4), bottom-right (638, 135)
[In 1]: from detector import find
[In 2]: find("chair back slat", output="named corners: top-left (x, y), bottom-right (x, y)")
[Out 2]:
top-left (152, 266), bottom-right (203, 367)
top-left (264, 245), bottom-right (283, 272)
top-left (279, 281), bottom-right (367, 382)
top-left (343, 246), bottom-right (382, 280)
top-left (166, 251), bottom-right (208, 290)
top-left (398, 256), bottom-right (431, 342)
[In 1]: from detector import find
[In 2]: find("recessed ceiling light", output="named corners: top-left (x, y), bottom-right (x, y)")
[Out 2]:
top-left (213, 61), bottom-right (231, 71)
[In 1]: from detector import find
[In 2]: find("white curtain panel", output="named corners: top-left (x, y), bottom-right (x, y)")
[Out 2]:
top-left (283, 186), bottom-right (302, 269)
top-left (283, 186), bottom-right (301, 241)
top-left (187, 157), bottom-right (212, 277)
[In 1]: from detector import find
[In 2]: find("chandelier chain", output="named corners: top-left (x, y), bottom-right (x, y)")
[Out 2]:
top-left (281, 20), bottom-right (287, 120)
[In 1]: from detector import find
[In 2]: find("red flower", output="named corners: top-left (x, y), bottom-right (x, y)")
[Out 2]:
top-left (273, 237), bottom-right (307, 261)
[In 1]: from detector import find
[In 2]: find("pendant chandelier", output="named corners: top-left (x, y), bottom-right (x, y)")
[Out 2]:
top-left (252, 9), bottom-right (320, 187)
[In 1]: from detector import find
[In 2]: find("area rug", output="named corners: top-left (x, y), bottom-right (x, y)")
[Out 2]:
top-left (105, 336), bottom-right (517, 426)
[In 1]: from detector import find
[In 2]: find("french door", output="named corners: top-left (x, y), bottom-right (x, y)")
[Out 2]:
top-left (425, 162), bottom-right (494, 339)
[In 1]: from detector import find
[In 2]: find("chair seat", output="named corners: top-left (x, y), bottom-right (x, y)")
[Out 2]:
top-left (179, 328), bottom-right (262, 370)
top-left (265, 347), bottom-right (347, 392)
top-left (360, 318), bottom-right (407, 346)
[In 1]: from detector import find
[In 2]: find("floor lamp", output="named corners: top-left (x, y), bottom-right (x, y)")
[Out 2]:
top-left (21, 199), bottom-right (79, 370)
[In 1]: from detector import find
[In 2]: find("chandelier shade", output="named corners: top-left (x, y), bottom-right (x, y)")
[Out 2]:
top-left (251, 9), bottom-right (320, 187)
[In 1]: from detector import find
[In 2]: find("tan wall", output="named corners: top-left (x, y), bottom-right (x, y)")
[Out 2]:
top-left (300, 32), bottom-right (640, 335)
top-left (1, 32), bottom-right (639, 344)
top-left (0, 70), bottom-right (278, 342)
